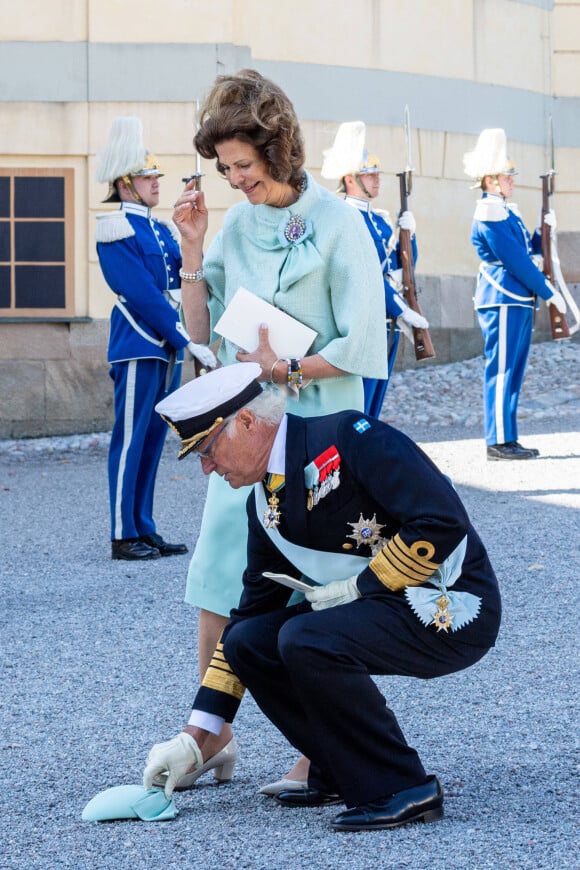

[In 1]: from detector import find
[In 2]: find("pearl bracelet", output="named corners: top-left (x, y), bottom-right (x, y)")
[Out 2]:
top-left (179, 267), bottom-right (205, 284)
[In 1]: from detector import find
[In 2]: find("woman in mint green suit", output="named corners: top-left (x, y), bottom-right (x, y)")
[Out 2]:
top-left (170, 69), bottom-right (387, 781)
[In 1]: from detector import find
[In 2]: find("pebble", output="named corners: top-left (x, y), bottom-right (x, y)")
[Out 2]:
top-left (0, 339), bottom-right (578, 458)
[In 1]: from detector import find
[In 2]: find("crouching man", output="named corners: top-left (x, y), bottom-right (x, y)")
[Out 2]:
top-left (144, 363), bottom-right (501, 832)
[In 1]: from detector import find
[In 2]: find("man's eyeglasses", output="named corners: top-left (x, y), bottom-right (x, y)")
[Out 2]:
top-left (194, 423), bottom-right (227, 462)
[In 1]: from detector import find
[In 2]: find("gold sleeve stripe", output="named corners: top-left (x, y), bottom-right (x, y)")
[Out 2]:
top-left (370, 534), bottom-right (440, 592)
top-left (202, 668), bottom-right (245, 700)
top-left (201, 642), bottom-right (245, 700)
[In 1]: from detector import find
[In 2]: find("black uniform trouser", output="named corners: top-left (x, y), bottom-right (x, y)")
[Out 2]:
top-left (224, 597), bottom-right (491, 808)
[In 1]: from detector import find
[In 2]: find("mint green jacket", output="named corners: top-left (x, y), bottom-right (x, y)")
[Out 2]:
top-left (204, 173), bottom-right (388, 416)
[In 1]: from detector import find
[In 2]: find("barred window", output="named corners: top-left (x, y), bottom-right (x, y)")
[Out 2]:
top-left (0, 169), bottom-right (74, 317)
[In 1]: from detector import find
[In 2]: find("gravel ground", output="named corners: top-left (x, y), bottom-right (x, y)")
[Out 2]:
top-left (1, 339), bottom-right (579, 870)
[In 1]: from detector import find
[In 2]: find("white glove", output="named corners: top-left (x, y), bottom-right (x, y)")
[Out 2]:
top-left (187, 341), bottom-right (217, 369)
top-left (400, 306), bottom-right (429, 329)
top-left (143, 732), bottom-right (203, 799)
top-left (304, 576), bottom-right (361, 611)
top-left (397, 210), bottom-right (416, 234)
top-left (542, 209), bottom-right (557, 231)
top-left (548, 289), bottom-right (567, 314)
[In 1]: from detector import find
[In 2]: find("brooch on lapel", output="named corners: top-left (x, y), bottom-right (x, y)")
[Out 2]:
top-left (304, 446), bottom-right (341, 511)
top-left (277, 214), bottom-right (313, 248)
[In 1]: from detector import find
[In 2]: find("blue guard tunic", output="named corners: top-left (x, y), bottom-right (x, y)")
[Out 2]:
top-left (470, 194), bottom-right (554, 446)
top-left (96, 202), bottom-right (189, 540)
top-left (192, 412), bottom-right (501, 808)
top-left (344, 196), bottom-right (418, 418)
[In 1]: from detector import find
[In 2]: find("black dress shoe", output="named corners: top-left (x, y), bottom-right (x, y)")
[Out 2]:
top-left (508, 441), bottom-right (540, 457)
top-left (140, 533), bottom-right (188, 557)
top-left (486, 442), bottom-right (536, 461)
top-left (275, 787), bottom-right (343, 807)
top-left (111, 539), bottom-right (161, 561)
top-left (332, 775), bottom-right (443, 831)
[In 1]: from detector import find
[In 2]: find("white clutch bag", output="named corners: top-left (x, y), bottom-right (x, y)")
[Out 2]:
top-left (214, 287), bottom-right (317, 359)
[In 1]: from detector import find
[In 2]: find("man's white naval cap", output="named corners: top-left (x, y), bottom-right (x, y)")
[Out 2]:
top-left (155, 363), bottom-right (263, 459)
top-left (96, 116), bottom-right (164, 203)
top-left (321, 121), bottom-right (382, 190)
top-left (463, 128), bottom-right (518, 185)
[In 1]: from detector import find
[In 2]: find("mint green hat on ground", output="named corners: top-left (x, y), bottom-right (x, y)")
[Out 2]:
top-left (82, 784), bottom-right (178, 822)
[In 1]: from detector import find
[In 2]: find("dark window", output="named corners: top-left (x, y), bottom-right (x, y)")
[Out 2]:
top-left (0, 170), bottom-right (73, 317)
top-left (15, 177), bottom-right (65, 218)
top-left (0, 266), bottom-right (10, 306)
top-left (0, 224), bottom-right (9, 261)
top-left (15, 265), bottom-right (66, 308)
top-left (0, 178), bottom-right (9, 218)
top-left (15, 222), bottom-right (65, 262)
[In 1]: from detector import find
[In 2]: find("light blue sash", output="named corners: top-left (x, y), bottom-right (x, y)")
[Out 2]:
top-left (254, 485), bottom-right (370, 585)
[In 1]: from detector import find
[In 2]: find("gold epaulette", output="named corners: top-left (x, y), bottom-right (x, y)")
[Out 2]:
top-left (201, 641), bottom-right (245, 700)
top-left (370, 534), bottom-right (440, 592)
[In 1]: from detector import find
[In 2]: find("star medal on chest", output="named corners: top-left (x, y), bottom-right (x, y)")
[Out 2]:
top-left (347, 513), bottom-right (385, 551)
top-left (304, 446), bottom-right (341, 511)
top-left (263, 473), bottom-right (286, 529)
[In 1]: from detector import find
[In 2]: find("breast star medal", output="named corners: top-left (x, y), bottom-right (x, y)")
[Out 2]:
top-left (347, 514), bottom-right (385, 550)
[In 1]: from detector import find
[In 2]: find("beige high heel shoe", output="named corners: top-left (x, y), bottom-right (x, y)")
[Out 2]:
top-left (153, 737), bottom-right (238, 792)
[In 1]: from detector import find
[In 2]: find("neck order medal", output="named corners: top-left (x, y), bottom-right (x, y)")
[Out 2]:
top-left (263, 473), bottom-right (285, 529)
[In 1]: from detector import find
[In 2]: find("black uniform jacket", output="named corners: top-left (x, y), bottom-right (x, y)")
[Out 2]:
top-left (194, 411), bottom-right (501, 722)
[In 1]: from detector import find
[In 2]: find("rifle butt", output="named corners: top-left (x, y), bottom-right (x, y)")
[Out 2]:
top-left (549, 304), bottom-right (571, 340)
top-left (413, 327), bottom-right (436, 361)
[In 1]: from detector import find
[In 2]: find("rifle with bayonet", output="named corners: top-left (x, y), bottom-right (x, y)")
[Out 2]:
top-left (540, 118), bottom-right (579, 339)
top-left (541, 170), bottom-right (570, 340)
top-left (397, 106), bottom-right (435, 361)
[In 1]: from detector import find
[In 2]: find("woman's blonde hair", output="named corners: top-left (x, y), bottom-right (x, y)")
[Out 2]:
top-left (194, 69), bottom-right (305, 191)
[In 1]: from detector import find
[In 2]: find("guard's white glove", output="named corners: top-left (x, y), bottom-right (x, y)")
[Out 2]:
top-left (542, 209), bottom-right (557, 231)
top-left (400, 306), bottom-right (429, 329)
top-left (304, 576), bottom-right (361, 611)
top-left (548, 289), bottom-right (567, 314)
top-left (187, 341), bottom-right (217, 370)
top-left (143, 732), bottom-right (203, 799)
top-left (397, 210), bottom-right (416, 234)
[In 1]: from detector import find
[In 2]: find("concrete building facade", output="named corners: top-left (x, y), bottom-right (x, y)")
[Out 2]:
top-left (1, 0), bottom-right (578, 437)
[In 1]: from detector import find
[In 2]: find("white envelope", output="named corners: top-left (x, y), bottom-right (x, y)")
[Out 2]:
top-left (214, 287), bottom-right (317, 358)
top-left (262, 572), bottom-right (321, 592)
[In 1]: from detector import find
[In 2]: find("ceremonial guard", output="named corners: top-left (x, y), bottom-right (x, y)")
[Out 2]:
top-left (143, 364), bottom-right (501, 833)
top-left (321, 121), bottom-right (428, 417)
top-left (95, 116), bottom-right (215, 560)
top-left (463, 128), bottom-right (567, 461)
